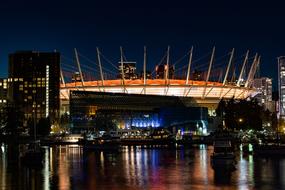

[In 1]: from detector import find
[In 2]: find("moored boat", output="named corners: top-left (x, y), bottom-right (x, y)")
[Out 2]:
top-left (211, 131), bottom-right (236, 171)
top-left (120, 129), bottom-right (174, 145)
top-left (21, 112), bottom-right (44, 167)
top-left (21, 140), bottom-right (44, 167)
top-left (83, 133), bottom-right (121, 151)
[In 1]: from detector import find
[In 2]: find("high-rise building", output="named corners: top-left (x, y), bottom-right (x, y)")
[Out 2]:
top-left (278, 56), bottom-right (285, 118)
top-left (155, 64), bottom-right (175, 79)
top-left (192, 70), bottom-right (203, 81)
top-left (0, 78), bottom-right (8, 126)
top-left (0, 78), bottom-right (8, 105)
top-left (8, 51), bottom-right (60, 127)
top-left (252, 77), bottom-right (273, 111)
top-left (118, 62), bottom-right (138, 80)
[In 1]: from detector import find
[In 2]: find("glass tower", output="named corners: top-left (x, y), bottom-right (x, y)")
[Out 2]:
top-left (278, 56), bottom-right (285, 118)
top-left (8, 51), bottom-right (60, 127)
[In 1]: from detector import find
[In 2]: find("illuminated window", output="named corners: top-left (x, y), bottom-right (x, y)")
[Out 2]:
top-left (88, 106), bottom-right (97, 115)
top-left (28, 96), bottom-right (32, 99)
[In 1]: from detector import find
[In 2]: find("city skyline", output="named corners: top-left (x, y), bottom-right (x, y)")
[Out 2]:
top-left (0, 1), bottom-right (285, 89)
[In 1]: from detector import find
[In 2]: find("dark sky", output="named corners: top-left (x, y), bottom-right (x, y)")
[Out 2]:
top-left (0, 0), bottom-right (285, 89)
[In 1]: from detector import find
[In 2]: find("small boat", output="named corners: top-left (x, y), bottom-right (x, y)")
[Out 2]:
top-left (21, 140), bottom-right (44, 167)
top-left (176, 132), bottom-right (192, 146)
top-left (120, 129), bottom-right (174, 145)
top-left (83, 133), bottom-right (121, 151)
top-left (21, 113), bottom-right (44, 167)
top-left (58, 134), bottom-right (84, 144)
top-left (211, 131), bottom-right (236, 171)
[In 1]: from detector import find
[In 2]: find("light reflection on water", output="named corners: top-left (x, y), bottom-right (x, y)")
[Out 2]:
top-left (0, 144), bottom-right (284, 189)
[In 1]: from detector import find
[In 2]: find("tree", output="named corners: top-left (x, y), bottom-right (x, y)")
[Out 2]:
top-left (271, 112), bottom-right (278, 131)
top-left (59, 113), bottom-right (70, 133)
top-left (0, 106), bottom-right (7, 133)
top-left (216, 98), bottom-right (266, 131)
top-left (37, 117), bottom-right (51, 136)
top-left (216, 98), bottom-right (226, 118)
top-left (29, 117), bottom-right (51, 137)
top-left (3, 103), bottom-right (24, 136)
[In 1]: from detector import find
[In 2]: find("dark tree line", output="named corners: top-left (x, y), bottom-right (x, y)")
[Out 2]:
top-left (0, 103), bottom-right (24, 136)
top-left (216, 98), bottom-right (275, 131)
top-left (0, 102), bottom-right (51, 137)
top-left (28, 117), bottom-right (51, 137)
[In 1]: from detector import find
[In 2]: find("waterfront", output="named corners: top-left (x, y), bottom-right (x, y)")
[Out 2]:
top-left (0, 145), bottom-right (285, 190)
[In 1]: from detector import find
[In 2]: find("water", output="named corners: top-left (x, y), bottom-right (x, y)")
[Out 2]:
top-left (0, 144), bottom-right (285, 190)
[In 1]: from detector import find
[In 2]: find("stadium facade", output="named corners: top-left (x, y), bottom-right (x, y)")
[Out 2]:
top-left (70, 91), bottom-right (208, 134)
top-left (60, 47), bottom-right (260, 132)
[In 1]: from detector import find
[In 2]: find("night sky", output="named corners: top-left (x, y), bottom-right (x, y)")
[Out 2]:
top-left (0, 1), bottom-right (285, 89)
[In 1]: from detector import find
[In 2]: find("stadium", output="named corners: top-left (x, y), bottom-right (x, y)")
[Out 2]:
top-left (59, 47), bottom-right (260, 132)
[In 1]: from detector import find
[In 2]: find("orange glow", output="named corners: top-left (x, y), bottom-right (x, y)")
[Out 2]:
top-left (62, 79), bottom-right (224, 88)
top-left (60, 79), bottom-right (258, 100)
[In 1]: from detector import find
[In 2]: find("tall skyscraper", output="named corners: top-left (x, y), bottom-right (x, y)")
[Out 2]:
top-left (278, 56), bottom-right (285, 118)
top-left (118, 62), bottom-right (138, 79)
top-left (0, 78), bottom-right (8, 105)
top-left (252, 77), bottom-right (273, 111)
top-left (8, 51), bottom-right (60, 127)
top-left (0, 78), bottom-right (8, 125)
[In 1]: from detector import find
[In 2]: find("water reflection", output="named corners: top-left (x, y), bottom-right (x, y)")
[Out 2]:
top-left (0, 144), bottom-right (284, 189)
